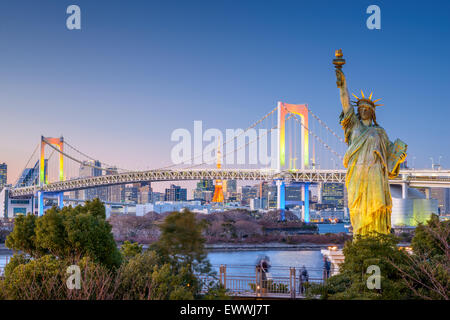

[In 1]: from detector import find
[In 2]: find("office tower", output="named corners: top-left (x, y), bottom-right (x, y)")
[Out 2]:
top-left (138, 183), bottom-right (152, 204)
top-left (321, 183), bottom-right (345, 210)
top-left (240, 185), bottom-right (258, 206)
top-left (285, 183), bottom-right (303, 209)
top-left (104, 167), bottom-right (122, 202)
top-left (193, 179), bottom-right (214, 202)
top-left (79, 160), bottom-right (106, 201)
top-left (227, 180), bottom-right (237, 193)
top-left (0, 163), bottom-right (6, 190)
top-left (165, 184), bottom-right (187, 201)
top-left (151, 192), bottom-right (164, 202)
top-left (430, 188), bottom-right (450, 215)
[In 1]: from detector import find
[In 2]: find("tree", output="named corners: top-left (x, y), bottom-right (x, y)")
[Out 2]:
top-left (2, 255), bottom-right (65, 300)
top-left (152, 209), bottom-right (211, 274)
top-left (5, 199), bottom-right (122, 269)
top-left (312, 233), bottom-right (411, 300)
top-left (5, 214), bottom-right (42, 257)
top-left (390, 215), bottom-right (449, 300)
top-left (120, 241), bottom-right (143, 260)
top-left (116, 250), bottom-right (197, 299)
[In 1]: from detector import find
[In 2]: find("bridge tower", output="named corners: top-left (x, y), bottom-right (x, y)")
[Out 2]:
top-left (40, 136), bottom-right (64, 185)
top-left (212, 139), bottom-right (224, 203)
top-left (38, 136), bottom-right (65, 215)
top-left (275, 102), bottom-right (311, 222)
top-left (276, 102), bottom-right (309, 171)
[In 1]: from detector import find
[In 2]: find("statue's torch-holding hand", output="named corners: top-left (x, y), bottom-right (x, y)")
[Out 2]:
top-left (333, 49), bottom-right (346, 89)
top-left (333, 49), bottom-right (351, 114)
top-left (335, 69), bottom-right (346, 89)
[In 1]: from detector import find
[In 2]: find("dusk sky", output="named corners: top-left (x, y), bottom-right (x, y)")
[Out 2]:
top-left (1, 0), bottom-right (449, 191)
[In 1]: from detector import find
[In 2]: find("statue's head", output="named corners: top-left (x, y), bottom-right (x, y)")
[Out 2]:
top-left (352, 90), bottom-right (383, 126)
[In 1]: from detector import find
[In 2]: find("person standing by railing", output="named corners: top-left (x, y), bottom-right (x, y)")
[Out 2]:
top-left (323, 256), bottom-right (331, 280)
top-left (299, 265), bottom-right (309, 294)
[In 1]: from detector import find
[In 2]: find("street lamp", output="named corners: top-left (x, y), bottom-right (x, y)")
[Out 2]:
top-left (430, 157), bottom-right (434, 170)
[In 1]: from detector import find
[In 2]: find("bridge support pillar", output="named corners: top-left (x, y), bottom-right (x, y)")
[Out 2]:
top-left (276, 180), bottom-right (285, 221)
top-left (38, 191), bottom-right (44, 216)
top-left (317, 182), bottom-right (323, 204)
top-left (57, 192), bottom-right (64, 209)
top-left (424, 187), bottom-right (431, 199)
top-left (401, 174), bottom-right (408, 199)
top-left (303, 183), bottom-right (310, 223)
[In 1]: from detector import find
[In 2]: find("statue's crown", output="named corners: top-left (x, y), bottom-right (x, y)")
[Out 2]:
top-left (351, 90), bottom-right (383, 110)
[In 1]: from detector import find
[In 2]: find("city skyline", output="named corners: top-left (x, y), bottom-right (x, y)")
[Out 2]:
top-left (1, 0), bottom-right (450, 185)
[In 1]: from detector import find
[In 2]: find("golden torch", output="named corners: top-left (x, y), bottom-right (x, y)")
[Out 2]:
top-left (333, 49), bottom-right (346, 87)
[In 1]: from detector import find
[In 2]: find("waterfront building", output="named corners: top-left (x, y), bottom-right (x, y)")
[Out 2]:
top-left (0, 187), bottom-right (33, 218)
top-left (136, 200), bottom-right (210, 216)
top-left (391, 185), bottom-right (438, 227)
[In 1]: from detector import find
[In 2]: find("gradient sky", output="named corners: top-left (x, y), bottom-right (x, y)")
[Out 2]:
top-left (0, 0), bottom-right (449, 191)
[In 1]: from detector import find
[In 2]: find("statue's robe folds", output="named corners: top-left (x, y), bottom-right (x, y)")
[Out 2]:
top-left (340, 108), bottom-right (399, 236)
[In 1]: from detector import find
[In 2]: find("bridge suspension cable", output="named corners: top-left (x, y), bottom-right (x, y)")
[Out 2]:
top-left (157, 106), bottom-right (278, 170)
top-left (306, 106), bottom-right (346, 144)
top-left (284, 106), bottom-right (344, 162)
top-left (64, 140), bottom-right (132, 172)
top-left (42, 138), bottom-right (112, 173)
top-left (186, 114), bottom-right (294, 169)
top-left (14, 143), bottom-right (39, 186)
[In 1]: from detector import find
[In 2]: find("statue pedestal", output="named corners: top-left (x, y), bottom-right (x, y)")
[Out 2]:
top-left (321, 248), bottom-right (345, 276)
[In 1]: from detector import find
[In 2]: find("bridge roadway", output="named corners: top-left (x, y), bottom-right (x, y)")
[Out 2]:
top-left (9, 168), bottom-right (450, 197)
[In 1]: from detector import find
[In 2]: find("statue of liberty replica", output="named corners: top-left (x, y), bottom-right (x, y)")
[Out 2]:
top-left (333, 49), bottom-right (407, 236)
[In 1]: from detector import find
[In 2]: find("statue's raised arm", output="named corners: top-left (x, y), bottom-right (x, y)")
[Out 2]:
top-left (333, 49), bottom-right (351, 114)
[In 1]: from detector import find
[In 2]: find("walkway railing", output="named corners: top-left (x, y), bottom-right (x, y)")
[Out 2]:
top-left (198, 264), bottom-right (338, 299)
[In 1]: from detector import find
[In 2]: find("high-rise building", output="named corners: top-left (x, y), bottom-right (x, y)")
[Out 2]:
top-left (16, 160), bottom-right (47, 187)
top-left (193, 179), bottom-right (215, 202)
top-left (138, 183), bottom-right (152, 204)
top-left (256, 181), bottom-right (277, 209)
top-left (226, 180), bottom-right (237, 193)
top-left (79, 160), bottom-right (107, 201)
top-left (285, 183), bottom-right (303, 209)
top-left (430, 188), bottom-right (450, 215)
top-left (123, 185), bottom-right (139, 203)
top-left (105, 167), bottom-right (123, 202)
top-left (197, 179), bottom-right (215, 192)
top-left (321, 183), bottom-right (344, 210)
top-left (151, 192), bottom-right (164, 202)
top-left (0, 163), bottom-right (6, 190)
top-left (165, 184), bottom-right (187, 201)
top-left (240, 185), bottom-right (258, 206)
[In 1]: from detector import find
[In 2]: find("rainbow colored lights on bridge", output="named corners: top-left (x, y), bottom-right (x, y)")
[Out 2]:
top-left (278, 102), bottom-right (309, 170)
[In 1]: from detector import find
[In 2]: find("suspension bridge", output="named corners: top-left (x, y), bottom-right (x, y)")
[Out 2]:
top-left (2, 102), bottom-right (449, 219)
